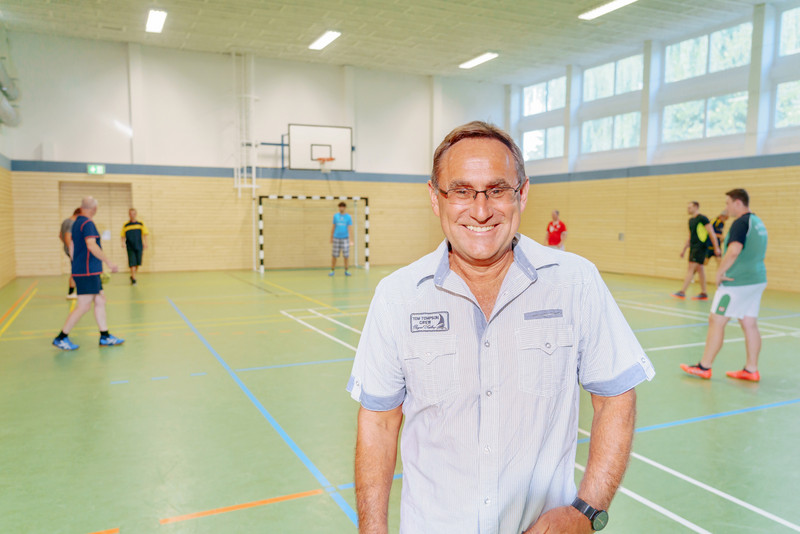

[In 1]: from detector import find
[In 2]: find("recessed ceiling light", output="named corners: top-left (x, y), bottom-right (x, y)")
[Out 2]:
top-left (309, 31), bottom-right (341, 50)
top-left (578, 0), bottom-right (639, 21)
top-left (459, 52), bottom-right (499, 70)
top-left (146, 9), bottom-right (167, 33)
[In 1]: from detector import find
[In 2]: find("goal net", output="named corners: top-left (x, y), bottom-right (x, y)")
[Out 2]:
top-left (257, 195), bottom-right (369, 272)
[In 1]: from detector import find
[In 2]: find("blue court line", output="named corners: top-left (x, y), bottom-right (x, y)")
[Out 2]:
top-left (762, 312), bottom-right (800, 321)
top-left (633, 322), bottom-right (706, 332)
top-left (110, 380), bottom-right (129, 385)
top-left (236, 357), bottom-right (355, 373)
top-left (152, 376), bottom-right (169, 380)
top-left (190, 372), bottom-right (207, 376)
top-left (577, 397), bottom-right (800, 444)
top-left (168, 298), bottom-right (357, 526)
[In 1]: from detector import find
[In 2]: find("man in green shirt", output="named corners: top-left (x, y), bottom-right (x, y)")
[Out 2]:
top-left (681, 189), bottom-right (768, 382)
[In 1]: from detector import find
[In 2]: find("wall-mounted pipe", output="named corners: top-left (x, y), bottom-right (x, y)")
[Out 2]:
top-left (0, 90), bottom-right (20, 126)
top-left (0, 59), bottom-right (19, 101)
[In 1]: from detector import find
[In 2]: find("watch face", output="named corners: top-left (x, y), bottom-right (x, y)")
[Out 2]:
top-left (592, 510), bottom-right (609, 531)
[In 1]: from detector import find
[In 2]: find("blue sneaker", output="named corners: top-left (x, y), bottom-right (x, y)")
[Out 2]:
top-left (99, 334), bottom-right (125, 346)
top-left (328, 271), bottom-right (335, 277)
top-left (53, 336), bottom-right (79, 351)
top-left (345, 270), bottom-right (352, 277)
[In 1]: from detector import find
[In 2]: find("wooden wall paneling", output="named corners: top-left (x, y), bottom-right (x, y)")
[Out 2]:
top-left (0, 167), bottom-right (15, 288)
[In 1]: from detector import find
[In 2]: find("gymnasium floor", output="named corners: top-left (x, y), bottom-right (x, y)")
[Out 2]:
top-left (1, 268), bottom-right (798, 534)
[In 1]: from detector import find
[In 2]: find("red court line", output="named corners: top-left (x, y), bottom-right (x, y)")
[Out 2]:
top-left (159, 488), bottom-right (325, 525)
top-left (88, 528), bottom-right (119, 534)
top-left (0, 281), bottom-right (37, 326)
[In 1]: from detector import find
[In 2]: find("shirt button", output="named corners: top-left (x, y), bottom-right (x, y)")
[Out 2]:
top-left (486, 390), bottom-right (492, 397)
top-left (545, 342), bottom-right (552, 349)
top-left (484, 445), bottom-right (490, 453)
top-left (484, 498), bottom-right (491, 505)
top-left (484, 340), bottom-right (490, 347)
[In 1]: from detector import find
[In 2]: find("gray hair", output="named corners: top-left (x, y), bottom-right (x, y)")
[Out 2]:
top-left (431, 121), bottom-right (526, 189)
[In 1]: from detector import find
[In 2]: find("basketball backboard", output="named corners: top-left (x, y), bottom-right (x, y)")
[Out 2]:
top-left (288, 124), bottom-right (353, 171)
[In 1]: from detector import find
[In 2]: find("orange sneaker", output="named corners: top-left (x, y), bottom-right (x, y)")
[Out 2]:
top-left (672, 291), bottom-right (686, 299)
top-left (692, 293), bottom-right (709, 300)
top-left (680, 363), bottom-right (712, 379)
top-left (726, 369), bottom-right (760, 382)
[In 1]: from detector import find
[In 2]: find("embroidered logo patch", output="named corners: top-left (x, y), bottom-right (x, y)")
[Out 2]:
top-left (410, 312), bottom-right (450, 333)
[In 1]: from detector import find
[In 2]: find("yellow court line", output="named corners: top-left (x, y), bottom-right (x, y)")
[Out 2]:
top-left (259, 279), bottom-right (343, 313)
top-left (0, 289), bottom-right (38, 340)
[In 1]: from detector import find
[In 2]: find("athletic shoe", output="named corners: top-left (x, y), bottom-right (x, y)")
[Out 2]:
top-left (680, 363), bottom-right (712, 379)
top-left (726, 369), bottom-right (760, 382)
top-left (672, 291), bottom-right (686, 299)
top-left (345, 271), bottom-right (352, 277)
top-left (131, 278), bottom-right (137, 286)
top-left (328, 271), bottom-right (335, 277)
top-left (99, 335), bottom-right (125, 346)
top-left (53, 336), bottom-right (79, 351)
top-left (66, 293), bottom-right (77, 300)
top-left (692, 293), bottom-right (708, 300)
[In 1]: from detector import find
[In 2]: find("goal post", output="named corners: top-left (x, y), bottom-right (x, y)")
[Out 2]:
top-left (257, 195), bottom-right (369, 273)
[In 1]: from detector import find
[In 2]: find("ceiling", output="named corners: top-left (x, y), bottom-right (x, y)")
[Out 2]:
top-left (0, 0), bottom-right (788, 85)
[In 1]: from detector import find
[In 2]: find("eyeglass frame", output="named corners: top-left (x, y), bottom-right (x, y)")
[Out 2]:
top-left (437, 178), bottom-right (528, 203)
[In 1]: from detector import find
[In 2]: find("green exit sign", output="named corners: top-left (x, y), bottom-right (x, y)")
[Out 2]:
top-left (87, 164), bottom-right (105, 175)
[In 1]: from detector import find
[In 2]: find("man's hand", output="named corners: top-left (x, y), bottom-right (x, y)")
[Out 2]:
top-left (524, 505), bottom-right (592, 534)
top-left (679, 250), bottom-right (685, 258)
top-left (716, 271), bottom-right (733, 286)
top-left (109, 263), bottom-right (119, 273)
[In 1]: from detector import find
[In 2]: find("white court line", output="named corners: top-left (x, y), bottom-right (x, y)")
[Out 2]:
top-left (280, 310), bottom-right (357, 352)
top-left (578, 429), bottom-right (800, 532)
top-left (645, 332), bottom-right (787, 352)
top-left (573, 463), bottom-right (711, 534)
top-left (617, 299), bottom-right (800, 334)
top-left (307, 308), bottom-right (364, 334)
top-left (617, 302), bottom-right (785, 335)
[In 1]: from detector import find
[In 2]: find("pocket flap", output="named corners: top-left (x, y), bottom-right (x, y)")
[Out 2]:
top-left (405, 335), bottom-right (456, 364)
top-left (516, 325), bottom-right (574, 354)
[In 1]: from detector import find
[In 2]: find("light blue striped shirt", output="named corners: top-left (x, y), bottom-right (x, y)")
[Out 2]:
top-left (348, 234), bottom-right (655, 533)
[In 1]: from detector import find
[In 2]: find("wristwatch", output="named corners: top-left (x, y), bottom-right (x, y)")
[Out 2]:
top-left (571, 497), bottom-right (609, 531)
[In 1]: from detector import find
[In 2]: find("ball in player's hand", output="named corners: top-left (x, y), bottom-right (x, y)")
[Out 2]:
top-left (100, 272), bottom-right (111, 284)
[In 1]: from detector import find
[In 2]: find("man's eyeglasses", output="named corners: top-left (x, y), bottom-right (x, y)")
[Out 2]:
top-left (438, 179), bottom-right (526, 205)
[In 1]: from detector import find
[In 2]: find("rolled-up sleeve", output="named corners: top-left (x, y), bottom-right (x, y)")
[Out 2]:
top-left (578, 265), bottom-right (655, 396)
top-left (347, 280), bottom-right (406, 411)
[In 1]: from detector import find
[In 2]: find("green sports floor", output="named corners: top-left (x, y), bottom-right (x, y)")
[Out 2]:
top-left (1, 268), bottom-right (798, 534)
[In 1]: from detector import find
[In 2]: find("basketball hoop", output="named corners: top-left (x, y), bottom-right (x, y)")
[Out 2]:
top-left (316, 157), bottom-right (335, 174)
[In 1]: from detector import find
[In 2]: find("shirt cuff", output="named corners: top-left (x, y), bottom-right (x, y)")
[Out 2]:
top-left (347, 375), bottom-right (405, 411)
top-left (582, 362), bottom-right (654, 396)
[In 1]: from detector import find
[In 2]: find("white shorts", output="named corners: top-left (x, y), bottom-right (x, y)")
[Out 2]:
top-left (710, 282), bottom-right (767, 319)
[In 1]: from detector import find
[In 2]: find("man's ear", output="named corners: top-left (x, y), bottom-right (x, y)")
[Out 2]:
top-left (428, 181), bottom-right (441, 217)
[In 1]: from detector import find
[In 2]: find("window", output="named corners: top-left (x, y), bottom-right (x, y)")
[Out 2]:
top-left (584, 63), bottom-right (615, 101)
top-left (776, 80), bottom-right (800, 128)
top-left (581, 112), bottom-right (640, 153)
top-left (665, 36), bottom-right (708, 83)
top-left (706, 92), bottom-right (747, 137)
top-left (523, 126), bottom-right (564, 160)
top-left (584, 55), bottom-right (643, 102)
top-left (663, 91), bottom-right (747, 143)
top-left (709, 23), bottom-right (752, 72)
top-left (663, 100), bottom-right (706, 142)
top-left (665, 23), bottom-right (752, 82)
top-left (780, 7), bottom-right (800, 56)
top-left (523, 76), bottom-right (566, 115)
top-left (614, 112), bottom-right (641, 149)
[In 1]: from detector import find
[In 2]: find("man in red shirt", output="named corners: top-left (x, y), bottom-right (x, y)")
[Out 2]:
top-left (546, 210), bottom-right (567, 250)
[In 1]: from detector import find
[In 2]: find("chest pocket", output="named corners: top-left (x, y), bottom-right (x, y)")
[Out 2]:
top-left (402, 335), bottom-right (459, 405)
top-left (515, 325), bottom-right (574, 397)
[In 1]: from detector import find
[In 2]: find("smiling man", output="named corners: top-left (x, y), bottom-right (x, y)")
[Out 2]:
top-left (347, 121), bottom-right (655, 534)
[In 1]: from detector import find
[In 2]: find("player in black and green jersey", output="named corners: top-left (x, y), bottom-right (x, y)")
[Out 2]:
top-left (121, 208), bottom-right (150, 285)
top-left (674, 201), bottom-right (720, 300)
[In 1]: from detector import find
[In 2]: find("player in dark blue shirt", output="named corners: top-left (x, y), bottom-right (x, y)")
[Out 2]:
top-left (52, 196), bottom-right (125, 350)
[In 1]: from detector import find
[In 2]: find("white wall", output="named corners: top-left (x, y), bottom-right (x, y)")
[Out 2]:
top-left (5, 31), bottom-right (509, 175)
top-left (10, 32), bottom-right (131, 163)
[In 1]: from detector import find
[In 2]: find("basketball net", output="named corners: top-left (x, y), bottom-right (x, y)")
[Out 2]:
top-left (316, 157), bottom-right (335, 174)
